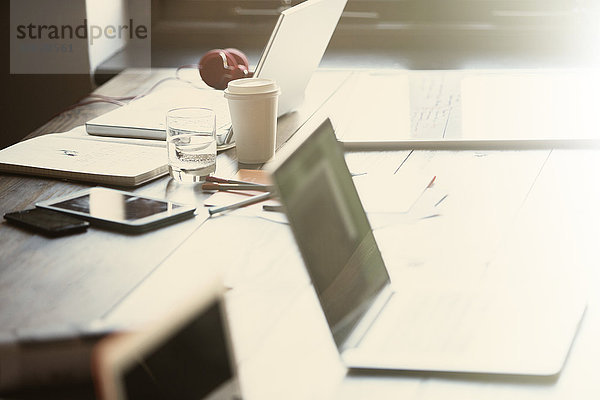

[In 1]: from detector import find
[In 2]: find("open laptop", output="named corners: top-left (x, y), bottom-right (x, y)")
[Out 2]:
top-left (92, 278), bottom-right (240, 400)
top-left (85, 0), bottom-right (347, 142)
top-left (269, 117), bottom-right (586, 376)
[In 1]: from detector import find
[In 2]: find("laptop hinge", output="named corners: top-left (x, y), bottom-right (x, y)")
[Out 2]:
top-left (341, 284), bottom-right (395, 351)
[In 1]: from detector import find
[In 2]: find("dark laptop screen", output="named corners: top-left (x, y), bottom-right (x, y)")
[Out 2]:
top-left (272, 118), bottom-right (390, 347)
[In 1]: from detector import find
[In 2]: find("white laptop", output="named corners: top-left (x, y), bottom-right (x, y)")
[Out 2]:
top-left (92, 277), bottom-right (240, 400)
top-left (269, 117), bottom-right (586, 376)
top-left (85, 0), bottom-right (347, 143)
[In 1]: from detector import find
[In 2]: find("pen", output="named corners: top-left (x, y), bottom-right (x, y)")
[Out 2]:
top-left (208, 192), bottom-right (273, 216)
top-left (205, 176), bottom-right (266, 186)
top-left (262, 204), bottom-right (284, 213)
top-left (427, 176), bottom-right (436, 188)
top-left (201, 183), bottom-right (272, 192)
top-left (434, 194), bottom-right (448, 207)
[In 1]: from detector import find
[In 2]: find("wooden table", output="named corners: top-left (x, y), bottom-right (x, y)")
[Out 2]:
top-left (1, 68), bottom-right (599, 400)
top-left (0, 68), bottom-right (350, 331)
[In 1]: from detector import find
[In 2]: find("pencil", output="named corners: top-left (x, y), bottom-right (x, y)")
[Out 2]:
top-left (208, 192), bottom-right (273, 216)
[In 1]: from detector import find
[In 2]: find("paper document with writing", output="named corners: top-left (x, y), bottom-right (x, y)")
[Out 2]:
top-left (0, 126), bottom-right (167, 186)
top-left (337, 70), bottom-right (600, 149)
top-left (335, 71), bottom-right (461, 142)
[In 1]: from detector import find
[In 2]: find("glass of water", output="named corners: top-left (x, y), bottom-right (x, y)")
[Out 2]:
top-left (166, 107), bottom-right (217, 183)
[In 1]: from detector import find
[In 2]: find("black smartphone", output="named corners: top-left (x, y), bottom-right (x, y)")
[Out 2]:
top-left (4, 208), bottom-right (89, 237)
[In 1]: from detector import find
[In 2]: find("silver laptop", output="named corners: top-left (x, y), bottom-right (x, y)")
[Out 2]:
top-left (269, 118), bottom-right (586, 376)
top-left (85, 0), bottom-right (347, 142)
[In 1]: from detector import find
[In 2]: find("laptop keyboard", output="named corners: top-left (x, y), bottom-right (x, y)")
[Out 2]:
top-left (358, 289), bottom-right (493, 356)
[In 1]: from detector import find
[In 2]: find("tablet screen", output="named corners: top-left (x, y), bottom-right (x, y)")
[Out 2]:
top-left (121, 300), bottom-right (233, 400)
top-left (49, 188), bottom-right (183, 222)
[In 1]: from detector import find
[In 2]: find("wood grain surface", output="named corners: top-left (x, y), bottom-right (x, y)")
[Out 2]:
top-left (0, 69), bottom-right (351, 334)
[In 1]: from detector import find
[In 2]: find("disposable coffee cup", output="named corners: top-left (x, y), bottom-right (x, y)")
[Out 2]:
top-left (224, 78), bottom-right (280, 164)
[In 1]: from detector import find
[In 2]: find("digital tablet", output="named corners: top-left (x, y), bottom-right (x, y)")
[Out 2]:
top-left (92, 277), bottom-right (240, 400)
top-left (36, 187), bottom-right (196, 233)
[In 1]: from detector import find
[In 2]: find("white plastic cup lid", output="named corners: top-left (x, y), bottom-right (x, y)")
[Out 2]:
top-left (225, 78), bottom-right (280, 95)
